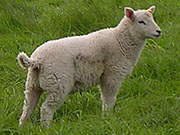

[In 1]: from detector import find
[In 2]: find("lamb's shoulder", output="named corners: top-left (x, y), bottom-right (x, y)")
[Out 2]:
top-left (103, 31), bottom-right (138, 79)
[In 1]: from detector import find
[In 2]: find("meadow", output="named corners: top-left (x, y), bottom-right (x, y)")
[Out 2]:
top-left (0, 0), bottom-right (180, 134)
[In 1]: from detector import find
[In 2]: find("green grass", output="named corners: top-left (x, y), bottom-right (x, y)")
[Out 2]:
top-left (1, 0), bottom-right (180, 134)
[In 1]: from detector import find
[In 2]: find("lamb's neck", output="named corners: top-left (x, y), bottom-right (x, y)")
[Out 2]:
top-left (115, 18), bottom-right (146, 61)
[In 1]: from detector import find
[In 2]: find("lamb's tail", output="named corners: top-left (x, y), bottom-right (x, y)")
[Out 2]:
top-left (17, 52), bottom-right (40, 69)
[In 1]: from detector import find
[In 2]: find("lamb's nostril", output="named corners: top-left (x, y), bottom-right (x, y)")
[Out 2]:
top-left (156, 30), bottom-right (161, 35)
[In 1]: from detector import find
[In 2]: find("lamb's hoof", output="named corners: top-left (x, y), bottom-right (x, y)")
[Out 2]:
top-left (40, 120), bottom-right (51, 128)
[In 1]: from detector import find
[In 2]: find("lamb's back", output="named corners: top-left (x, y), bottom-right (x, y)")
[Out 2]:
top-left (30, 28), bottom-right (117, 66)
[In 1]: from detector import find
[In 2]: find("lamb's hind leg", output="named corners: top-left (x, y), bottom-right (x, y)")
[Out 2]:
top-left (40, 87), bottom-right (71, 127)
top-left (19, 89), bottom-right (42, 125)
top-left (19, 69), bottom-right (42, 126)
top-left (40, 76), bottom-right (73, 127)
top-left (40, 90), bottom-right (60, 127)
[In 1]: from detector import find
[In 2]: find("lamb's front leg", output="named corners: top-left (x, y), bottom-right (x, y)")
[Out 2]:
top-left (100, 89), bottom-right (117, 111)
top-left (100, 75), bottom-right (123, 111)
top-left (100, 85), bottom-right (119, 111)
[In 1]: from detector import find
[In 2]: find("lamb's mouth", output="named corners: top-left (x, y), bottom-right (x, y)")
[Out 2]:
top-left (153, 34), bottom-right (161, 38)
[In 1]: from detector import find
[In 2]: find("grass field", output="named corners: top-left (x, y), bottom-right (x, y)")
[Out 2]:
top-left (0, 0), bottom-right (180, 134)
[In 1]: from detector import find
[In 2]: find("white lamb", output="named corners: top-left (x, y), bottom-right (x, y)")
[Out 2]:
top-left (17, 6), bottom-right (161, 126)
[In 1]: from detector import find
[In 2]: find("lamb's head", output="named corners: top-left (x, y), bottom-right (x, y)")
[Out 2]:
top-left (125, 6), bottom-right (161, 39)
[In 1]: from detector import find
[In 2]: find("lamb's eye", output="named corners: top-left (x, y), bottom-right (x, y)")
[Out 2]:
top-left (138, 21), bottom-right (146, 25)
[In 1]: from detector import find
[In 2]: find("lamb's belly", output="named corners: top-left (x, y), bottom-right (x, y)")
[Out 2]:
top-left (73, 65), bottom-right (104, 92)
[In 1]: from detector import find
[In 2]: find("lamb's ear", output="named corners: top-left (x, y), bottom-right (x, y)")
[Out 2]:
top-left (124, 7), bottom-right (135, 21)
top-left (147, 6), bottom-right (155, 14)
